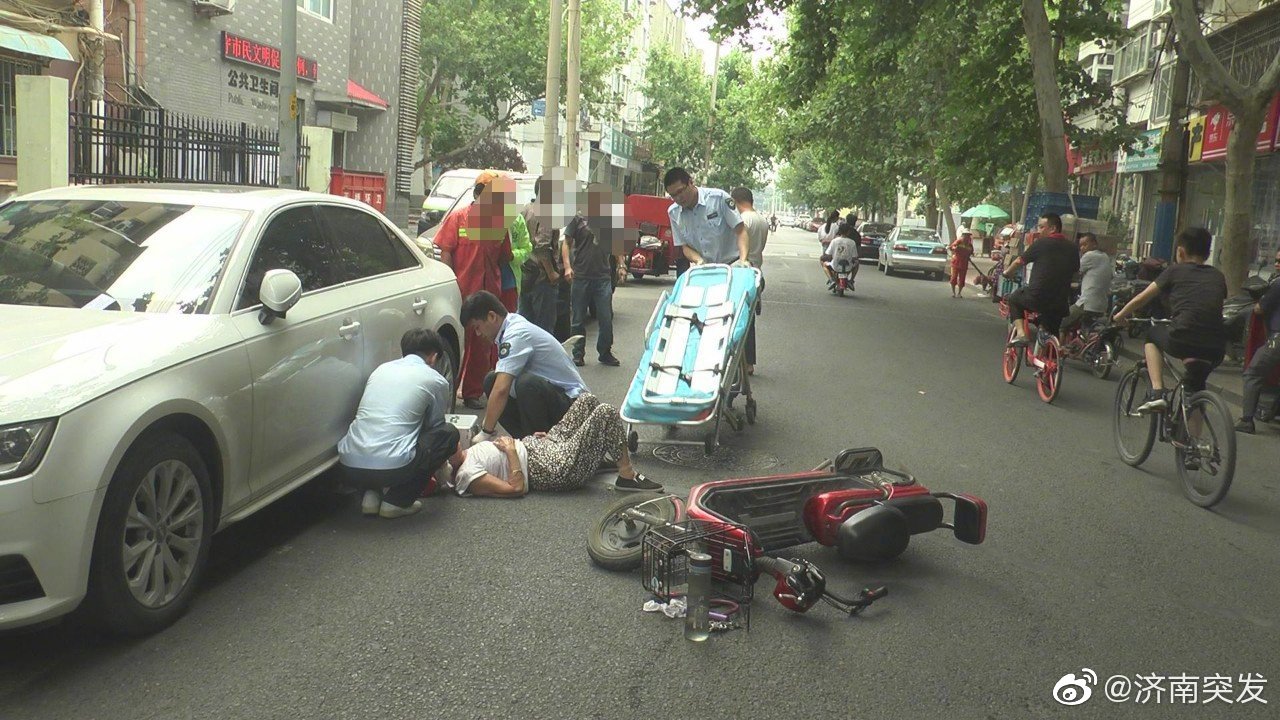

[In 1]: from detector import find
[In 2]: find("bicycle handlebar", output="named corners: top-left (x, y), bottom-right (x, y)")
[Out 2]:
top-left (1113, 317), bottom-right (1171, 327)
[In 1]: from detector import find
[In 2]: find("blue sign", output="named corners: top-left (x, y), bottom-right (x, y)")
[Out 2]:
top-left (532, 99), bottom-right (546, 118)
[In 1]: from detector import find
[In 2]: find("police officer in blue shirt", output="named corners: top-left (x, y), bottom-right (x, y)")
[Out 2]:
top-left (664, 167), bottom-right (751, 267)
top-left (462, 290), bottom-right (588, 441)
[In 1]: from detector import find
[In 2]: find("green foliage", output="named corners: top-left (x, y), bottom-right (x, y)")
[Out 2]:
top-left (445, 137), bottom-right (528, 173)
top-left (418, 0), bottom-right (632, 169)
top-left (687, 0), bottom-right (1132, 214)
top-left (638, 44), bottom-right (713, 176)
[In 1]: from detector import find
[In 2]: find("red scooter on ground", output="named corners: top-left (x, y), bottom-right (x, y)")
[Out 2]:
top-left (587, 448), bottom-right (987, 618)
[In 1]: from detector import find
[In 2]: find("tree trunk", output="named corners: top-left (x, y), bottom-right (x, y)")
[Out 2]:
top-left (924, 178), bottom-right (939, 229)
top-left (1021, 0), bottom-right (1070, 193)
top-left (1220, 103), bottom-right (1265, 295)
top-left (937, 181), bottom-right (958, 242)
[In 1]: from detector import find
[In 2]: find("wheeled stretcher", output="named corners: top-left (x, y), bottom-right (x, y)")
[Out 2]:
top-left (621, 264), bottom-right (763, 454)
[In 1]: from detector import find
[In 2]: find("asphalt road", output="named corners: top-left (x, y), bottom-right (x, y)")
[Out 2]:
top-left (2, 226), bottom-right (1276, 719)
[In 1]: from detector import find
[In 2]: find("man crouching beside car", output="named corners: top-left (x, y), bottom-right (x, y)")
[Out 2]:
top-left (338, 329), bottom-right (459, 519)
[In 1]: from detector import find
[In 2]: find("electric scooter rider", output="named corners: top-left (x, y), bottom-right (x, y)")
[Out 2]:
top-left (823, 224), bottom-right (859, 292)
top-left (1236, 250), bottom-right (1280, 434)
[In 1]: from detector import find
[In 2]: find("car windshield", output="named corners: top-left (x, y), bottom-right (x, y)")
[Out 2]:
top-left (0, 199), bottom-right (249, 313)
top-left (899, 229), bottom-right (940, 243)
top-left (862, 224), bottom-right (893, 234)
top-left (432, 175), bottom-right (476, 201)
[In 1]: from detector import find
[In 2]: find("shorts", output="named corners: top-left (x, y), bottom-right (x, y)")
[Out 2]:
top-left (1146, 325), bottom-right (1224, 393)
top-left (1004, 288), bottom-right (1068, 335)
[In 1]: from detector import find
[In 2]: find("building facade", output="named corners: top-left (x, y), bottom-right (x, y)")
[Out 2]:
top-left (0, 0), bottom-right (421, 224)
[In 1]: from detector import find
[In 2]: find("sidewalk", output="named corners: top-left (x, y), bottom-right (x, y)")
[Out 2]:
top-left (964, 257), bottom-right (1245, 408)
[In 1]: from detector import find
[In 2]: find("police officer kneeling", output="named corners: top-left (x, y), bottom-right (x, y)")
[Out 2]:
top-left (462, 290), bottom-right (587, 442)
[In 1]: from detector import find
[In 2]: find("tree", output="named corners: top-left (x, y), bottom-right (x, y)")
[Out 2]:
top-left (1022, 0), bottom-right (1070, 193)
top-left (417, 0), bottom-right (630, 174)
top-left (443, 136), bottom-right (528, 173)
top-left (638, 44), bottom-right (713, 175)
top-left (706, 50), bottom-right (774, 189)
top-left (1170, 0), bottom-right (1280, 293)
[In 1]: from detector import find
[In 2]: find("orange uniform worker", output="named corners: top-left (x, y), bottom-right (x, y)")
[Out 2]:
top-left (435, 172), bottom-right (517, 408)
top-left (949, 230), bottom-right (975, 298)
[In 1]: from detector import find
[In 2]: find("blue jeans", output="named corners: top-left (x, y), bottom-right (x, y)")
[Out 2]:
top-left (570, 277), bottom-right (613, 358)
top-left (518, 280), bottom-right (558, 335)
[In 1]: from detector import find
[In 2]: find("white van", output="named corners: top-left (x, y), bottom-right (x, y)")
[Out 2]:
top-left (418, 169), bottom-right (485, 234)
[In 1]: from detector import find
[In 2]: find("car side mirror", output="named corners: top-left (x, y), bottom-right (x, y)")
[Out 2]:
top-left (258, 269), bottom-right (302, 325)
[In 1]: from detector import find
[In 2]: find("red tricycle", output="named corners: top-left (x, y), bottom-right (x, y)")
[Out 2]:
top-left (587, 448), bottom-right (987, 620)
top-left (624, 194), bottom-right (688, 281)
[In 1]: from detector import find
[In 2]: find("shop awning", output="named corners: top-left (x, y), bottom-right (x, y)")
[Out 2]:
top-left (345, 80), bottom-right (388, 109)
top-left (0, 26), bottom-right (73, 62)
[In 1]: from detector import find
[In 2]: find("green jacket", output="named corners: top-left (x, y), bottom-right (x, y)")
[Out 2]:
top-left (509, 213), bottom-right (533, 292)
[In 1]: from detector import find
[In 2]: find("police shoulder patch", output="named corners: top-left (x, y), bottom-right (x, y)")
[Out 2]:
top-left (498, 342), bottom-right (511, 358)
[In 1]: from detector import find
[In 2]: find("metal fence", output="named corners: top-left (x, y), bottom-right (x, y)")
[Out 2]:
top-left (69, 100), bottom-right (309, 187)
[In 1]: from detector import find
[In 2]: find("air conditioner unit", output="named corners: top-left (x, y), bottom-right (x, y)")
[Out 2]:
top-left (193, 0), bottom-right (235, 17)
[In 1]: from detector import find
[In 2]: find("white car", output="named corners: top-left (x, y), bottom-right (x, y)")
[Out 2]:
top-left (877, 226), bottom-right (949, 279)
top-left (0, 185), bottom-right (462, 635)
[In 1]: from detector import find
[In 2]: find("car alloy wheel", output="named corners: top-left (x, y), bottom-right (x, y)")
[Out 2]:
top-left (123, 459), bottom-right (205, 608)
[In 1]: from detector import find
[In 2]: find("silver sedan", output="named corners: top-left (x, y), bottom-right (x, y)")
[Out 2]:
top-left (877, 227), bottom-right (949, 279)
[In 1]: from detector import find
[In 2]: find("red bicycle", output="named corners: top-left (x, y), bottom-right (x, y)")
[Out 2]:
top-left (1000, 300), bottom-right (1064, 403)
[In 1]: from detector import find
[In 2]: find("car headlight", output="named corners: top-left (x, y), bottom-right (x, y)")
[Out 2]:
top-left (0, 420), bottom-right (56, 480)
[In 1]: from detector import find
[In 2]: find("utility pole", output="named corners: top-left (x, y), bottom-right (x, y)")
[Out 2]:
top-left (704, 39), bottom-right (721, 175)
top-left (278, 0), bottom-right (299, 189)
top-left (86, 0), bottom-right (105, 102)
top-left (541, 0), bottom-right (564, 172)
top-left (563, 0), bottom-right (582, 178)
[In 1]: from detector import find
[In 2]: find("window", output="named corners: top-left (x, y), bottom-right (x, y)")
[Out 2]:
top-left (1150, 63), bottom-right (1175, 123)
top-left (318, 206), bottom-right (418, 283)
top-left (238, 206), bottom-right (337, 310)
top-left (0, 200), bottom-right (247, 313)
top-left (1, 57), bottom-right (41, 156)
top-left (298, 0), bottom-right (333, 21)
top-left (1115, 24), bottom-right (1159, 82)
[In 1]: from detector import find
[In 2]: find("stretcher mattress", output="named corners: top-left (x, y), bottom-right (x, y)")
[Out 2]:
top-left (621, 265), bottom-right (761, 424)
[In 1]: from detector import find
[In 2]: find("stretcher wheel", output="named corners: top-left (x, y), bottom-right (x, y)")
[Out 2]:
top-left (745, 398), bottom-right (757, 425)
top-left (627, 430), bottom-right (639, 453)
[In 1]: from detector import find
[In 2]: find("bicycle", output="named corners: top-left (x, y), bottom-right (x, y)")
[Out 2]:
top-left (1000, 301), bottom-right (1064, 403)
top-left (1112, 318), bottom-right (1237, 508)
top-left (1059, 316), bottom-right (1123, 380)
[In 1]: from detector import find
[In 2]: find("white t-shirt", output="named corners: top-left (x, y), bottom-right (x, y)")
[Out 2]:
top-left (817, 222), bottom-right (840, 247)
top-left (826, 237), bottom-right (858, 268)
top-left (740, 209), bottom-right (770, 269)
top-left (454, 440), bottom-right (529, 496)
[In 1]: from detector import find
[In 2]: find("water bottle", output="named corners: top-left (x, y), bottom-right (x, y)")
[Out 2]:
top-left (684, 551), bottom-right (712, 642)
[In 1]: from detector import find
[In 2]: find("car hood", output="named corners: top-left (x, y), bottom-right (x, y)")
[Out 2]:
top-left (0, 305), bottom-right (240, 422)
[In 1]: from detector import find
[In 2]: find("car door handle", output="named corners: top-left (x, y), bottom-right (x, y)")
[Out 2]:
top-left (338, 320), bottom-right (361, 340)
top-left (412, 297), bottom-right (429, 315)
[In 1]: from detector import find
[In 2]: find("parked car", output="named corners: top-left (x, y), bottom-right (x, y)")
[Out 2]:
top-left (417, 168), bottom-right (485, 235)
top-left (877, 226), bottom-right (948, 279)
top-left (857, 222), bottom-right (894, 260)
top-left (0, 185), bottom-right (463, 635)
top-left (417, 172), bottom-right (538, 253)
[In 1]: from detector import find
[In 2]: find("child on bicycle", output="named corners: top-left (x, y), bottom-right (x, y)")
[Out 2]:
top-left (1111, 227), bottom-right (1227, 414)
top-left (822, 224), bottom-right (860, 291)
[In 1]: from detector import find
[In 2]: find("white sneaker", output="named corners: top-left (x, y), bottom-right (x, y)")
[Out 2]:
top-left (361, 490), bottom-right (382, 516)
top-left (379, 500), bottom-right (423, 519)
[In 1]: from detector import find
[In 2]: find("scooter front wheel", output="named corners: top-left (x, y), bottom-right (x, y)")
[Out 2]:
top-left (587, 493), bottom-right (680, 571)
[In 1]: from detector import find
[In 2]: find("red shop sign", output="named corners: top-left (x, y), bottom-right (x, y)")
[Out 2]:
top-left (221, 31), bottom-right (319, 82)
top-left (1199, 94), bottom-right (1280, 161)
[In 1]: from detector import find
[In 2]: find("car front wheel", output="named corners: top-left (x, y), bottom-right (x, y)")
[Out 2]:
top-left (84, 431), bottom-right (214, 636)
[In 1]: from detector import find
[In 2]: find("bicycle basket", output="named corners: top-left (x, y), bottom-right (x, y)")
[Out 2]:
top-left (642, 519), bottom-right (755, 630)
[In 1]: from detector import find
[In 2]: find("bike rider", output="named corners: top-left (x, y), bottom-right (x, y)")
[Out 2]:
top-left (1060, 232), bottom-right (1112, 335)
top-left (1002, 212), bottom-right (1080, 346)
top-left (1235, 249), bottom-right (1280, 433)
top-left (1112, 227), bottom-right (1228, 415)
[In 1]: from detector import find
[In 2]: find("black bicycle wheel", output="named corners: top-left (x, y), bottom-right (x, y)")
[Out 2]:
top-left (1176, 391), bottom-right (1237, 508)
top-left (1113, 367), bottom-right (1156, 466)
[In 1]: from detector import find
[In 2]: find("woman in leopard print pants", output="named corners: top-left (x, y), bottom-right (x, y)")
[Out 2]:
top-left (525, 393), bottom-right (645, 491)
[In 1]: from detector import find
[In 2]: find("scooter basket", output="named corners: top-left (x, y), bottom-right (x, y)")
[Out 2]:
top-left (642, 519), bottom-right (754, 630)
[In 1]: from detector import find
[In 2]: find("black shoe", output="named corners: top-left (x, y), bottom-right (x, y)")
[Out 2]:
top-left (598, 354), bottom-right (621, 366)
top-left (1235, 418), bottom-right (1256, 434)
top-left (615, 474), bottom-right (663, 492)
top-left (462, 397), bottom-right (485, 410)
top-left (573, 355), bottom-right (585, 367)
